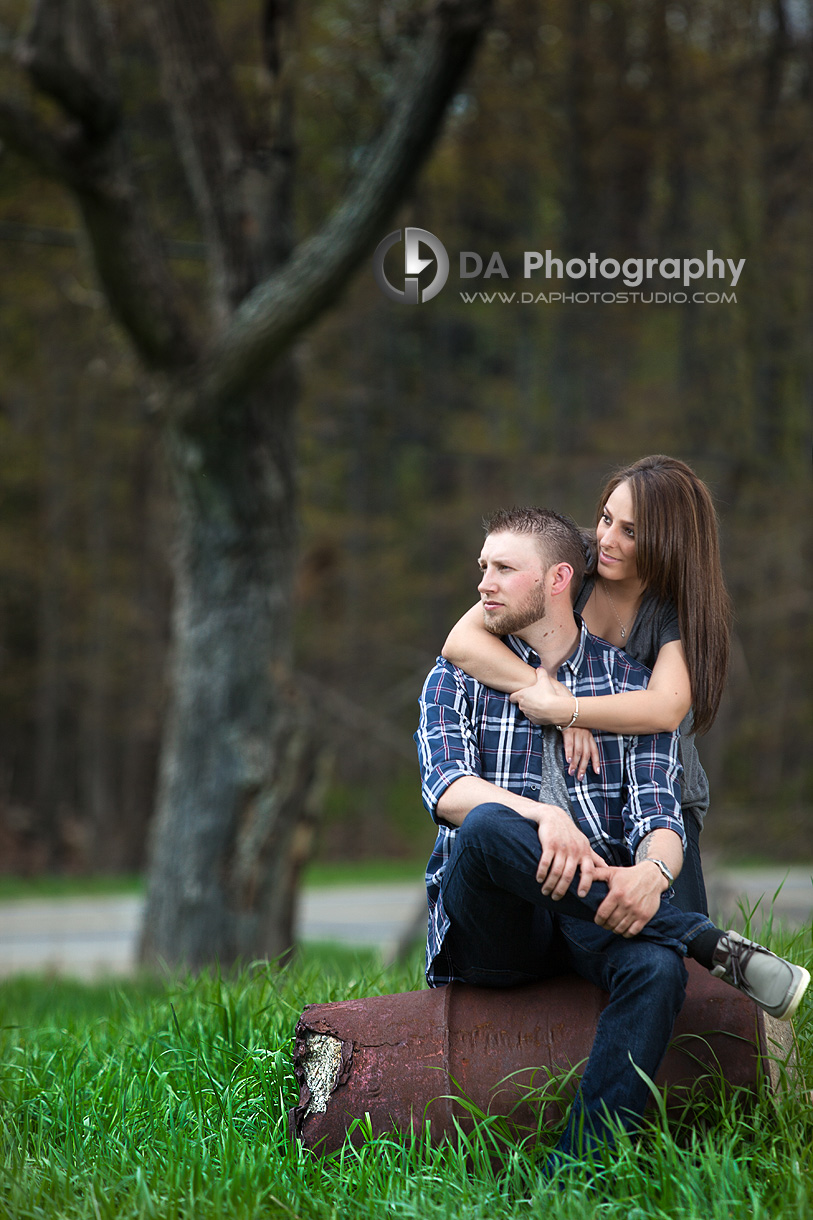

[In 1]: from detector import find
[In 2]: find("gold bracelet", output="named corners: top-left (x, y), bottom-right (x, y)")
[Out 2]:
top-left (555, 696), bottom-right (579, 731)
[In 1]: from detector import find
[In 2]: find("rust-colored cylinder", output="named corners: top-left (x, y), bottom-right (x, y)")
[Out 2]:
top-left (289, 961), bottom-right (794, 1154)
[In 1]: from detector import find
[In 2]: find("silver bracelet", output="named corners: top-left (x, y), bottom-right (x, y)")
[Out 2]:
top-left (555, 696), bottom-right (579, 732)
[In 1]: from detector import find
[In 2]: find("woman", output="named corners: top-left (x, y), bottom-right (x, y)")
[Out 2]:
top-left (442, 454), bottom-right (733, 915)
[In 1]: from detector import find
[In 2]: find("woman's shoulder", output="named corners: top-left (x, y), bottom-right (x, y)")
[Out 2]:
top-left (644, 591), bottom-right (680, 645)
top-left (629, 585), bottom-right (678, 653)
top-left (622, 590), bottom-right (680, 668)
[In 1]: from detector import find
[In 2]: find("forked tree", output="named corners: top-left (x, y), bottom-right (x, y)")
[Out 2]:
top-left (0, 0), bottom-right (491, 967)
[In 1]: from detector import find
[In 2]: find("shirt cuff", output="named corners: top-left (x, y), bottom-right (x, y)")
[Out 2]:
top-left (422, 761), bottom-right (478, 819)
top-left (626, 815), bottom-right (686, 860)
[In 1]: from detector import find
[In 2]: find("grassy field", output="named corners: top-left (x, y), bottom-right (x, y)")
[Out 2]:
top-left (0, 859), bottom-right (429, 904)
top-left (2, 927), bottom-right (813, 1220)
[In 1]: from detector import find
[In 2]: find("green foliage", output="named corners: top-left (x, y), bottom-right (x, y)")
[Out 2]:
top-left (0, 874), bottom-right (144, 901)
top-left (302, 854), bottom-right (428, 888)
top-left (315, 772), bottom-right (436, 863)
top-left (1, 929), bottom-right (812, 1219)
top-left (295, 0), bottom-right (813, 845)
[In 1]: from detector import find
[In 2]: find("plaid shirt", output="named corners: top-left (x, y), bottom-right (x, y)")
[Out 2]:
top-left (415, 619), bottom-right (685, 986)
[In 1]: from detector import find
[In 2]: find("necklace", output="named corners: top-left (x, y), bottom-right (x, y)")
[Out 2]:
top-left (601, 578), bottom-right (632, 641)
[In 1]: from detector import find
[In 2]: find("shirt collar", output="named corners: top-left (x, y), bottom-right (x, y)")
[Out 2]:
top-left (505, 615), bottom-right (588, 678)
top-left (562, 616), bottom-right (589, 677)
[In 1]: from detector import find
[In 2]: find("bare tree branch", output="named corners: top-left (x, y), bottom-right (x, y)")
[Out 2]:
top-left (262, 0), bottom-right (292, 79)
top-left (0, 104), bottom-right (197, 371)
top-left (71, 178), bottom-right (199, 371)
top-left (203, 0), bottom-right (492, 405)
top-left (19, 0), bottom-right (119, 138)
top-left (256, 0), bottom-right (298, 274)
top-left (142, 0), bottom-right (257, 312)
top-left (6, 0), bottom-right (198, 371)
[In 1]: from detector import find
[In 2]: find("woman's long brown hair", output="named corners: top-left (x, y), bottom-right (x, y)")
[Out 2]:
top-left (595, 455), bottom-right (732, 735)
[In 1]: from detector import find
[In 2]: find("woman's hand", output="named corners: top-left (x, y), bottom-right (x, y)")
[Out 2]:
top-left (510, 669), bottom-right (573, 725)
top-left (510, 672), bottom-right (600, 779)
top-left (562, 727), bottom-right (601, 779)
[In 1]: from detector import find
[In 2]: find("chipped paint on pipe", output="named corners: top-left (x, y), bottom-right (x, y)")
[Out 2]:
top-left (289, 961), bottom-right (795, 1153)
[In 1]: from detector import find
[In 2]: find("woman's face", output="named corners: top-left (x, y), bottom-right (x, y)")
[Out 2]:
top-left (596, 481), bottom-right (639, 582)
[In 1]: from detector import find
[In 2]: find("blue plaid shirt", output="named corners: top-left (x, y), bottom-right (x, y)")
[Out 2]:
top-left (415, 619), bottom-right (685, 986)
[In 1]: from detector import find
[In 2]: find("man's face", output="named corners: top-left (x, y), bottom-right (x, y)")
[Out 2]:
top-left (477, 531), bottom-right (550, 637)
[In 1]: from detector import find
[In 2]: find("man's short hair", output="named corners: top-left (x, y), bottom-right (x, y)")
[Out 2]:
top-left (483, 506), bottom-right (587, 604)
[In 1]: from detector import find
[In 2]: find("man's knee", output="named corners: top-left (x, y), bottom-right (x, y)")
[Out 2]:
top-left (456, 802), bottom-right (523, 852)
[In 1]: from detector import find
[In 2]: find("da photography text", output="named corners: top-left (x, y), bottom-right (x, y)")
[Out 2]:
top-left (373, 228), bottom-right (744, 305)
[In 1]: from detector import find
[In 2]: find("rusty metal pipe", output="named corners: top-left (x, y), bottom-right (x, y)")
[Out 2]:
top-left (289, 961), bottom-right (795, 1154)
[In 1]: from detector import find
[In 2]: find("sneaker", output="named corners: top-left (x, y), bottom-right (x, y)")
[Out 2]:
top-left (711, 930), bottom-right (810, 1021)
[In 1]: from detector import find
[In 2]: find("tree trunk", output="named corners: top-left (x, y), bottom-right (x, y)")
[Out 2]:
top-left (140, 359), bottom-right (323, 967)
top-left (2, 0), bottom-right (492, 967)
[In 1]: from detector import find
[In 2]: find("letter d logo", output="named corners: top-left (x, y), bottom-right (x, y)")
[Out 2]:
top-left (373, 228), bottom-right (450, 303)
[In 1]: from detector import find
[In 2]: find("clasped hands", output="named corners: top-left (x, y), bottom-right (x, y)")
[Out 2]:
top-left (534, 804), bottom-right (666, 938)
top-left (510, 669), bottom-right (600, 779)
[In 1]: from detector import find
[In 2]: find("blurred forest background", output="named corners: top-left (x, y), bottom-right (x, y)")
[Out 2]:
top-left (0, 0), bottom-right (811, 881)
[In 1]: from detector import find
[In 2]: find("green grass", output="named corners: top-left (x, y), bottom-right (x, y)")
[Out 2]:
top-left (1, 928), bottom-right (813, 1220)
top-left (0, 875), bottom-right (145, 902)
top-left (0, 859), bottom-right (427, 904)
top-left (301, 856), bottom-right (427, 887)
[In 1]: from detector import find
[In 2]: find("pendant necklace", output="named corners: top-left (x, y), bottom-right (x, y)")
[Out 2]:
top-left (601, 578), bottom-right (632, 641)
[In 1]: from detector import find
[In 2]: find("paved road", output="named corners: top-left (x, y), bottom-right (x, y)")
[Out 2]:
top-left (0, 883), bottom-right (427, 978)
top-left (0, 867), bottom-right (811, 979)
top-left (708, 865), bottom-right (813, 931)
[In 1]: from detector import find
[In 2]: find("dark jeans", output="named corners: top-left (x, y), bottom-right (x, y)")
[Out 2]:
top-left (670, 809), bottom-right (708, 915)
top-left (439, 803), bottom-right (716, 1158)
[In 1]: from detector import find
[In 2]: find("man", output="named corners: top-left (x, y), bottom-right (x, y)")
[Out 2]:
top-left (415, 506), bottom-right (808, 1170)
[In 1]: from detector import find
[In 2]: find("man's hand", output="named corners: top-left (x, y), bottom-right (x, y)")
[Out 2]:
top-left (534, 804), bottom-right (610, 901)
top-left (594, 862), bottom-right (668, 937)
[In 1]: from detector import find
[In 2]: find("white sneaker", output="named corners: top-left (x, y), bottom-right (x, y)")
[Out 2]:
top-left (710, 930), bottom-right (810, 1021)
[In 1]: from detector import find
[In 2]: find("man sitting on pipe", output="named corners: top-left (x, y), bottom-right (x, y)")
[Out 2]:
top-left (414, 506), bottom-right (809, 1174)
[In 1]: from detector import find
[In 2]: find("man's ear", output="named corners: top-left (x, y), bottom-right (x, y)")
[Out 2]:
top-left (549, 562), bottom-right (575, 598)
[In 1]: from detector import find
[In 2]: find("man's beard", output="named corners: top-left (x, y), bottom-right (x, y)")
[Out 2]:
top-left (483, 587), bottom-right (548, 637)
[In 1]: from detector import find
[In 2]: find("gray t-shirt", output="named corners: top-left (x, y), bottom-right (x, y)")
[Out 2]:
top-left (539, 725), bottom-right (578, 816)
top-left (575, 577), bottom-right (709, 828)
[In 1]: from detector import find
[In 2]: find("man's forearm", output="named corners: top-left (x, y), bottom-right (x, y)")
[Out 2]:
top-left (435, 775), bottom-right (543, 827)
top-left (634, 828), bottom-right (684, 880)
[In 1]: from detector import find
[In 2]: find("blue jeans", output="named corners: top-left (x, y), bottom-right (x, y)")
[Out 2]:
top-left (439, 803), bottom-right (716, 1158)
top-left (671, 809), bottom-right (708, 914)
